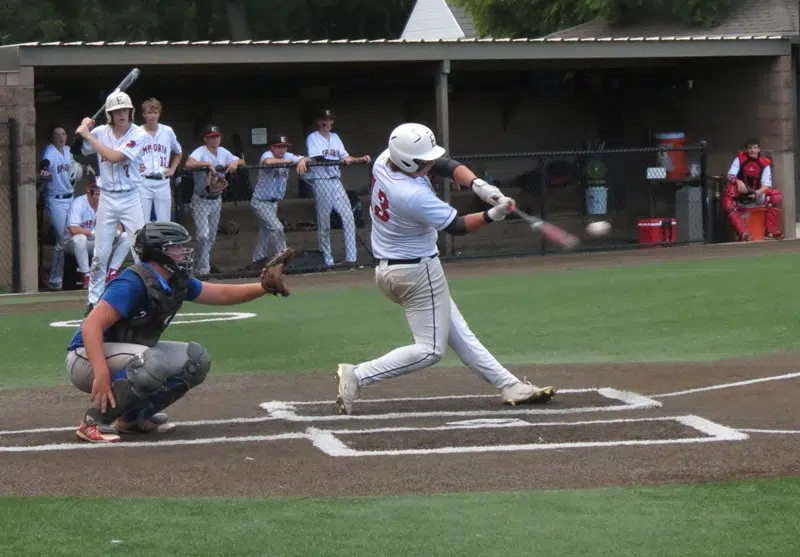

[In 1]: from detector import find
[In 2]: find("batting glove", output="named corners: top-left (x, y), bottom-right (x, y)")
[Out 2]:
top-left (487, 196), bottom-right (516, 221)
top-left (471, 178), bottom-right (503, 204)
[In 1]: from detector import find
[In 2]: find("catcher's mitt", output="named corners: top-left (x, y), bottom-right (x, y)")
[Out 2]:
top-left (260, 248), bottom-right (295, 297)
top-left (205, 169), bottom-right (229, 195)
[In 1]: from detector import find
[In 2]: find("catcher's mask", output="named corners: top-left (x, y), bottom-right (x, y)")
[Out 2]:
top-left (134, 221), bottom-right (195, 279)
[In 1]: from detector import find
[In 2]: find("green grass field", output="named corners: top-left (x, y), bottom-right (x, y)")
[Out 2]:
top-left (2, 251), bottom-right (799, 556)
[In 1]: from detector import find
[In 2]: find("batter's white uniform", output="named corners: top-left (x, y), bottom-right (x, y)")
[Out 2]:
top-left (64, 193), bottom-right (131, 274)
top-left (188, 146), bottom-right (239, 275)
top-left (351, 149), bottom-right (522, 390)
top-left (140, 123), bottom-right (182, 221)
top-left (305, 130), bottom-right (357, 266)
top-left (41, 143), bottom-right (76, 287)
top-left (250, 150), bottom-right (302, 262)
top-left (81, 123), bottom-right (148, 304)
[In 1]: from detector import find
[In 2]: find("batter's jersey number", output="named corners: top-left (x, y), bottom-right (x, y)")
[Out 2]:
top-left (373, 189), bottom-right (390, 222)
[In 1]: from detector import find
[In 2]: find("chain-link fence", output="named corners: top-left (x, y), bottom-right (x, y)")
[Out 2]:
top-left (434, 143), bottom-right (709, 258)
top-left (174, 159), bottom-right (372, 277)
top-left (0, 119), bottom-right (18, 292)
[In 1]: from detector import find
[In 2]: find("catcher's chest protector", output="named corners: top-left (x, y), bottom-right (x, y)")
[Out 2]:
top-left (105, 265), bottom-right (189, 347)
top-left (737, 152), bottom-right (768, 188)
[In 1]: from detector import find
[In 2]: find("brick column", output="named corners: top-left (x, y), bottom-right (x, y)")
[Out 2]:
top-left (756, 55), bottom-right (796, 238)
top-left (0, 67), bottom-right (37, 292)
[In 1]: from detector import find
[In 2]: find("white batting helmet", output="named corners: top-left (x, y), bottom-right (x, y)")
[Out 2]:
top-left (104, 91), bottom-right (134, 121)
top-left (388, 123), bottom-right (446, 173)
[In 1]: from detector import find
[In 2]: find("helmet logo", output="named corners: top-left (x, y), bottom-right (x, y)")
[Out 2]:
top-left (428, 133), bottom-right (436, 148)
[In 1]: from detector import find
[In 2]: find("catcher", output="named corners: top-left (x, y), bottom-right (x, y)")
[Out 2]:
top-left (66, 220), bottom-right (294, 443)
top-left (184, 124), bottom-right (243, 276)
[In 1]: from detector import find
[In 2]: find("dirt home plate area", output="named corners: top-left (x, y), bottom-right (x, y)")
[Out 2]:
top-left (1, 241), bottom-right (800, 498)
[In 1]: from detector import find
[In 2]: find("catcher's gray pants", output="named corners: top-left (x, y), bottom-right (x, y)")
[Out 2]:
top-left (352, 256), bottom-right (519, 390)
top-left (66, 341), bottom-right (196, 394)
top-left (45, 196), bottom-right (72, 287)
top-left (251, 198), bottom-right (286, 262)
top-left (191, 194), bottom-right (221, 275)
top-left (64, 231), bottom-right (130, 274)
top-left (309, 178), bottom-right (357, 266)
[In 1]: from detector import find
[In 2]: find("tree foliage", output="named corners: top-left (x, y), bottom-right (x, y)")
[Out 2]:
top-left (0, 0), bottom-right (416, 44)
top-left (448, 0), bottom-right (732, 38)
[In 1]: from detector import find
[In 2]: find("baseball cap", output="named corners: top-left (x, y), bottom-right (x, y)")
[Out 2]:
top-left (317, 109), bottom-right (336, 120)
top-left (203, 124), bottom-right (222, 137)
top-left (270, 134), bottom-right (291, 146)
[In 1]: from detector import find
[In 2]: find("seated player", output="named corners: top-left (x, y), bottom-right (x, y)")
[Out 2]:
top-left (721, 138), bottom-right (783, 241)
top-left (65, 221), bottom-right (294, 443)
top-left (63, 178), bottom-right (131, 289)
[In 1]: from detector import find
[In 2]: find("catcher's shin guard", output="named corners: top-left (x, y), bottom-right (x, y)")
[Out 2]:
top-left (82, 377), bottom-right (144, 426)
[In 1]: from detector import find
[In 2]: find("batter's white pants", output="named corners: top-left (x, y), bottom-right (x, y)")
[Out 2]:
top-left (353, 257), bottom-right (520, 390)
top-left (250, 198), bottom-right (286, 262)
top-left (140, 178), bottom-right (172, 222)
top-left (65, 231), bottom-right (131, 274)
top-left (88, 189), bottom-right (145, 305)
top-left (191, 195), bottom-right (221, 275)
top-left (45, 196), bottom-right (72, 287)
top-left (310, 179), bottom-right (356, 266)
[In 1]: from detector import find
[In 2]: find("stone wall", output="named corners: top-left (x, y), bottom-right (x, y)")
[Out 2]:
top-left (0, 67), bottom-right (36, 291)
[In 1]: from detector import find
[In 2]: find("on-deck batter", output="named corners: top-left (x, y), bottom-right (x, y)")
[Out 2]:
top-left (139, 98), bottom-right (182, 222)
top-left (335, 123), bottom-right (556, 415)
top-left (78, 91), bottom-right (148, 312)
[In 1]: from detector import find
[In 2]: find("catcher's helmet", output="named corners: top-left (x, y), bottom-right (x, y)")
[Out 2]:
top-left (388, 123), bottom-right (445, 173)
top-left (134, 221), bottom-right (195, 279)
top-left (105, 92), bottom-right (134, 123)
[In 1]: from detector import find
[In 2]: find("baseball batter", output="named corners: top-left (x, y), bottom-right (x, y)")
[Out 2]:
top-left (139, 98), bottom-right (182, 222)
top-left (250, 134), bottom-right (307, 262)
top-left (184, 125), bottom-right (243, 276)
top-left (40, 125), bottom-right (78, 290)
top-left (77, 91), bottom-right (148, 311)
top-left (64, 178), bottom-right (131, 289)
top-left (305, 109), bottom-right (371, 266)
top-left (335, 123), bottom-right (556, 415)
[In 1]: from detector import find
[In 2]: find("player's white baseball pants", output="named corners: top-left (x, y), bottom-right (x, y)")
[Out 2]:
top-left (191, 195), bottom-right (221, 275)
top-left (88, 189), bottom-right (145, 305)
top-left (45, 196), bottom-right (72, 287)
top-left (250, 198), bottom-right (286, 262)
top-left (310, 179), bottom-right (357, 266)
top-left (65, 231), bottom-right (131, 274)
top-left (140, 178), bottom-right (172, 222)
top-left (352, 256), bottom-right (520, 390)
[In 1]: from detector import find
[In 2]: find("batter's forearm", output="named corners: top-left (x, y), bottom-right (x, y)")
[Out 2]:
top-left (82, 134), bottom-right (126, 164)
top-left (445, 212), bottom-right (492, 235)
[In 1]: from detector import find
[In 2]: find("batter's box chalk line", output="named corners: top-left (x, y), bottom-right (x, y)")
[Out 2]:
top-left (258, 388), bottom-right (661, 422)
top-left (305, 415), bottom-right (750, 457)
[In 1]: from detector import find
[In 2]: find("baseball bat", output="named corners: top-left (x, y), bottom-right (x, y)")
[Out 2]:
top-left (70, 68), bottom-right (141, 155)
top-left (489, 197), bottom-right (580, 250)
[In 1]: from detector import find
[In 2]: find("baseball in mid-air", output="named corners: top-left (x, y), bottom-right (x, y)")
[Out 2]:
top-left (586, 221), bottom-right (611, 237)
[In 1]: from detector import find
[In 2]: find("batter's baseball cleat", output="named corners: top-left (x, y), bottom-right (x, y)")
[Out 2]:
top-left (501, 381), bottom-right (557, 406)
top-left (335, 363), bottom-right (360, 415)
top-left (75, 421), bottom-right (121, 443)
top-left (112, 412), bottom-right (177, 435)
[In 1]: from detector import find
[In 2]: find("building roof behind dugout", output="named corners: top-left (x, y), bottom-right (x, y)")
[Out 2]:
top-left (542, 0), bottom-right (799, 40)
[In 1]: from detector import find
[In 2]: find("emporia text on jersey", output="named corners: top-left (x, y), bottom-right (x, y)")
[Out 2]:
top-left (388, 123), bottom-right (446, 173)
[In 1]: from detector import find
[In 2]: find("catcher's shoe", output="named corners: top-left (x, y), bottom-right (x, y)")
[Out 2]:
top-left (501, 380), bottom-right (556, 406)
top-left (111, 412), bottom-right (177, 435)
top-left (335, 363), bottom-right (360, 415)
top-left (76, 421), bottom-right (121, 443)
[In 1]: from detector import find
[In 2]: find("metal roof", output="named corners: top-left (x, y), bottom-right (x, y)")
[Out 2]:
top-left (0, 35), bottom-right (792, 70)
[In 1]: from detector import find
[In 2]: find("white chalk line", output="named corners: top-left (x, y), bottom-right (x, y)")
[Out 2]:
top-left (49, 312), bottom-right (256, 328)
top-left (738, 428), bottom-right (800, 434)
top-left (306, 415), bottom-right (748, 457)
top-left (0, 433), bottom-right (306, 453)
top-left (0, 415), bottom-right (279, 436)
top-left (259, 388), bottom-right (661, 422)
top-left (650, 372), bottom-right (800, 398)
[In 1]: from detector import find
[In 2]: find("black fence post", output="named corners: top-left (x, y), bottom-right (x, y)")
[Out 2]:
top-left (698, 140), bottom-right (711, 244)
top-left (8, 118), bottom-right (20, 292)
